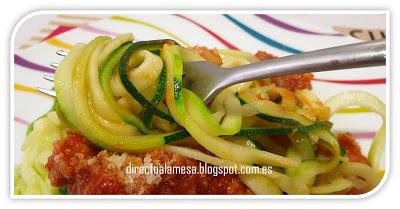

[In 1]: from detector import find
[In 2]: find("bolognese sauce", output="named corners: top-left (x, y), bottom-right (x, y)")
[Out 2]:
top-left (46, 133), bottom-right (252, 195)
top-left (255, 50), bottom-right (314, 91)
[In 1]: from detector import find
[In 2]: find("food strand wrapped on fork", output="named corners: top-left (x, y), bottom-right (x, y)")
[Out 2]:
top-left (15, 34), bottom-right (386, 195)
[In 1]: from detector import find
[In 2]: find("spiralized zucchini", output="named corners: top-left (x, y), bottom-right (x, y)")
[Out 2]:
top-left (16, 34), bottom-right (386, 195)
top-left (15, 112), bottom-right (64, 194)
top-left (326, 91), bottom-right (386, 171)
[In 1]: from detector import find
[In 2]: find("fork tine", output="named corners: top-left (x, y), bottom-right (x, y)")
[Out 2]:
top-left (56, 50), bottom-right (68, 56)
top-left (44, 75), bottom-right (54, 82)
top-left (36, 50), bottom-right (66, 98)
top-left (50, 62), bottom-right (59, 68)
top-left (36, 87), bottom-right (56, 97)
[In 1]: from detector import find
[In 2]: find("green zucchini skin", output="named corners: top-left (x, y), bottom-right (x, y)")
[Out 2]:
top-left (142, 110), bottom-right (154, 129)
top-left (55, 39), bottom-right (188, 152)
top-left (340, 143), bottom-right (347, 157)
top-left (236, 122), bottom-right (327, 137)
top-left (236, 127), bottom-right (293, 137)
top-left (119, 40), bottom-right (177, 122)
top-left (237, 92), bottom-right (300, 126)
top-left (164, 130), bottom-right (190, 144)
top-left (58, 186), bottom-right (69, 195)
top-left (143, 68), bottom-right (167, 129)
top-left (256, 113), bottom-right (300, 126)
top-left (163, 44), bottom-right (301, 168)
top-left (99, 42), bottom-right (153, 134)
top-left (52, 35), bottom-right (339, 166)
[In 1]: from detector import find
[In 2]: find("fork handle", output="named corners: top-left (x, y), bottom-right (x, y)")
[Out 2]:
top-left (229, 39), bottom-right (386, 83)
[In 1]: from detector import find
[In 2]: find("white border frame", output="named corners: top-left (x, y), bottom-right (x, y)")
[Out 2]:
top-left (9, 9), bottom-right (391, 200)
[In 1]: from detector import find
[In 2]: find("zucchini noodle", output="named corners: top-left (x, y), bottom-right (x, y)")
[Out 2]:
top-left (339, 162), bottom-right (381, 190)
top-left (310, 178), bottom-right (353, 194)
top-left (164, 145), bottom-right (308, 194)
top-left (15, 34), bottom-right (386, 195)
top-left (15, 112), bottom-right (64, 194)
top-left (326, 91), bottom-right (386, 171)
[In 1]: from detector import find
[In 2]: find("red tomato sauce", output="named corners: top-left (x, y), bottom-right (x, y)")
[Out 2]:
top-left (255, 50), bottom-right (314, 91)
top-left (46, 132), bottom-right (252, 195)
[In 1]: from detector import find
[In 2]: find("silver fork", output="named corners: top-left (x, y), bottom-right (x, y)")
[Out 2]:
top-left (36, 50), bottom-right (67, 97)
top-left (38, 39), bottom-right (386, 103)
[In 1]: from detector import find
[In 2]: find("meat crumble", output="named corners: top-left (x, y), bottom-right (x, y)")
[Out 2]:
top-left (255, 50), bottom-right (314, 91)
top-left (46, 133), bottom-right (252, 195)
